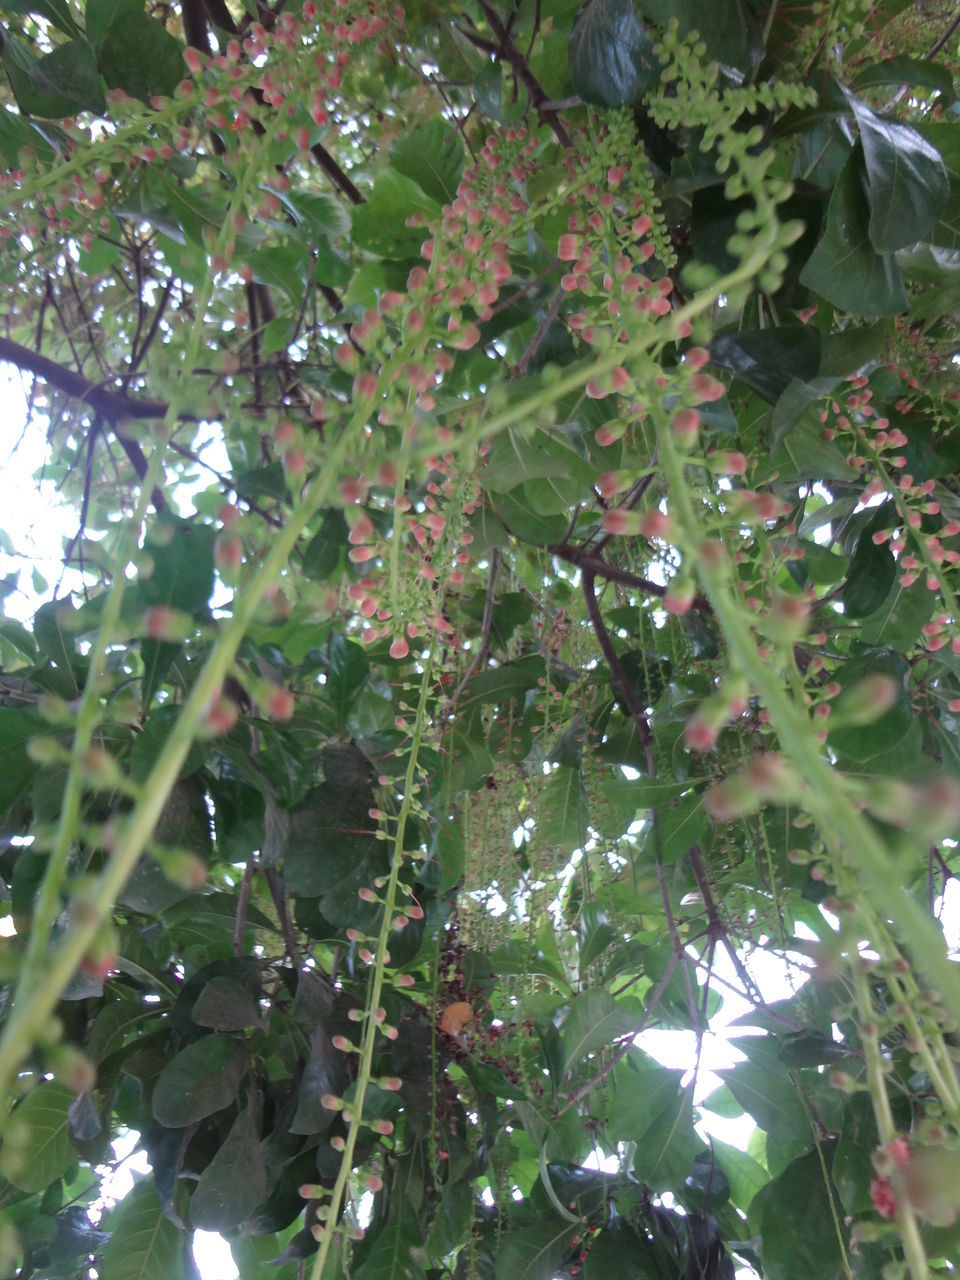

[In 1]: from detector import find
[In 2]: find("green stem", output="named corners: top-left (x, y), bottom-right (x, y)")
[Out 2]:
top-left (17, 446), bottom-right (165, 994)
top-left (657, 425), bottom-right (960, 1031)
top-left (309, 658), bottom-right (433, 1280)
top-left (853, 964), bottom-right (930, 1280)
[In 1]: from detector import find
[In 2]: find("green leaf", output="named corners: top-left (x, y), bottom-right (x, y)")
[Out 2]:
top-left (191, 1101), bottom-right (268, 1230)
top-left (192, 976), bottom-right (263, 1031)
top-left (650, 790), bottom-right (707, 864)
top-left (631, 1087), bottom-right (705, 1193)
top-left (710, 326), bottom-right (821, 403)
top-left (152, 1035), bottom-right (247, 1127)
top-left (844, 87), bottom-right (949, 251)
top-left (568, 0), bottom-right (659, 109)
top-left (717, 1060), bottom-right (809, 1141)
top-left (326, 634), bottom-right (370, 729)
top-left (390, 118), bottom-right (464, 205)
top-left (425, 1181), bottom-right (473, 1260)
top-left (139, 513), bottom-right (214, 616)
top-left (97, 9), bottom-right (185, 101)
top-left (494, 1219), bottom-right (578, 1280)
top-left (0, 1081), bottom-right (75, 1192)
top-left (302, 508), bottom-right (349, 581)
top-left (843, 520), bottom-right (896, 619)
top-left (799, 146), bottom-right (909, 315)
top-left (2, 33), bottom-right (105, 116)
top-left (561, 989), bottom-right (640, 1073)
top-left (859, 577), bottom-right (933, 650)
top-left (351, 169), bottom-right (440, 258)
top-left (0, 0), bottom-right (79, 35)
top-left (537, 766), bottom-right (590, 852)
top-left (749, 1147), bottom-right (843, 1280)
top-left (354, 1208), bottom-right (427, 1280)
top-left (853, 56), bottom-right (956, 106)
top-left (247, 244), bottom-right (312, 308)
top-left (0, 707), bottom-right (44, 813)
top-left (605, 1051), bottom-right (682, 1141)
top-left (100, 1181), bottom-right (185, 1280)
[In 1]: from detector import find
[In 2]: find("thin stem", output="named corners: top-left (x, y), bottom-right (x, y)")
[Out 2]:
top-left (656, 425), bottom-right (960, 1031)
top-left (308, 658), bottom-right (433, 1280)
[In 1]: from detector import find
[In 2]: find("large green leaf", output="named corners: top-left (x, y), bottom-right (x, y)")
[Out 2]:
top-left (799, 146), bottom-right (909, 315)
top-left (351, 169), bottom-right (440, 258)
top-left (138, 514), bottom-right (214, 615)
top-left (191, 1102), bottom-right (268, 1230)
top-left (844, 88), bottom-right (949, 252)
top-left (568, 0), bottom-right (659, 109)
top-left (494, 1219), bottom-right (578, 1280)
top-left (0, 1080), bottom-right (76, 1192)
top-left (95, 2), bottom-right (185, 101)
top-left (749, 1147), bottom-right (843, 1280)
top-left (717, 1061), bottom-right (809, 1142)
top-left (390, 118), bottom-right (464, 205)
top-left (100, 1181), bottom-right (185, 1280)
top-left (0, 706), bottom-right (44, 813)
top-left (2, 33), bottom-right (105, 116)
top-left (353, 1209), bottom-right (427, 1280)
top-left (853, 56), bottom-right (956, 106)
top-left (152, 1035), bottom-right (247, 1126)
top-left (561, 989), bottom-right (640, 1073)
top-left (605, 1051), bottom-right (683, 1141)
top-left (843, 519), bottom-right (896, 619)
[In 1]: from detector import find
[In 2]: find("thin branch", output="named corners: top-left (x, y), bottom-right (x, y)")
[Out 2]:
top-left (560, 949), bottom-right (680, 1111)
top-left (465, 1), bottom-right (573, 148)
top-left (264, 866), bottom-right (300, 965)
top-left (927, 9), bottom-right (960, 57)
top-left (444, 549), bottom-right (502, 716)
top-left (234, 856), bottom-right (255, 957)
top-left (310, 141), bottom-right (364, 205)
top-left (581, 570), bottom-right (654, 762)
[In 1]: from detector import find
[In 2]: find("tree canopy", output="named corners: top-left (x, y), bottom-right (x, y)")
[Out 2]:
top-left (1, 0), bottom-right (960, 1277)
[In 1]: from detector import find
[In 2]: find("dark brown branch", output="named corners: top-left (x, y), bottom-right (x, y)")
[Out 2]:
top-left (310, 141), bottom-right (364, 205)
top-left (0, 335), bottom-right (167, 509)
top-left (130, 276), bottom-right (174, 374)
top-left (466, 1), bottom-right (573, 149)
top-left (581, 571), bottom-right (654, 767)
top-left (928, 9), bottom-right (960, 57)
top-left (0, 335), bottom-right (169, 422)
top-left (264, 867), bottom-right (300, 965)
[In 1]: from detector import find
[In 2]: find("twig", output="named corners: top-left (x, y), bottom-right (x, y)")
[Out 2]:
top-left (656, 857), bottom-right (701, 1032)
top-left (560, 949), bottom-right (680, 1112)
top-left (443, 549), bottom-right (501, 715)
top-left (264, 866), bottom-right (300, 965)
top-left (462, 2), bottom-right (573, 149)
top-left (927, 9), bottom-right (960, 57)
top-left (234, 857), bottom-right (255, 957)
top-left (581, 571), bottom-right (654, 762)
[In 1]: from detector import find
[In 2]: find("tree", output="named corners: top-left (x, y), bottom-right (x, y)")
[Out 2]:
top-left (0, 0), bottom-right (959, 1275)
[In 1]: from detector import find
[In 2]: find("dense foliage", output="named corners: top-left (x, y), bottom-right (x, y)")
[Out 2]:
top-left (1, 0), bottom-right (960, 1277)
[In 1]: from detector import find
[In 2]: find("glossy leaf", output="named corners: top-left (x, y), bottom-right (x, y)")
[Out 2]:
top-left (844, 88), bottom-right (949, 251)
top-left (568, 0), bottom-right (659, 109)
top-left (800, 146), bottom-right (909, 314)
